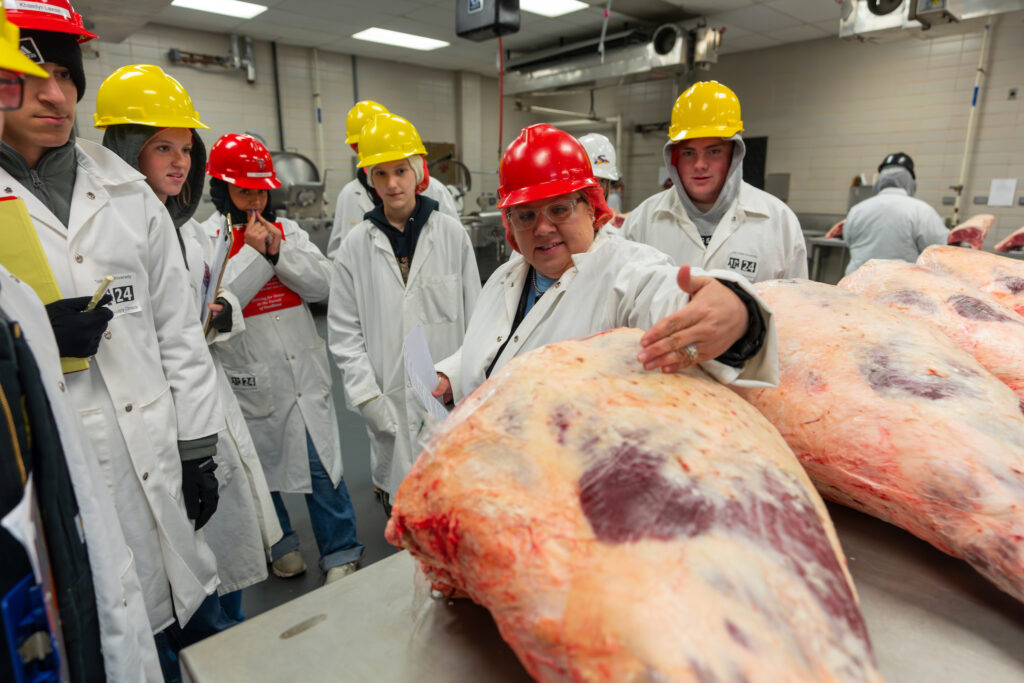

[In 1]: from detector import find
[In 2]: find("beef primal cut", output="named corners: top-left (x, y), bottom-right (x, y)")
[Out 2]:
top-left (840, 259), bottom-right (1024, 400)
top-left (946, 213), bottom-right (994, 249)
top-left (995, 226), bottom-right (1024, 253)
top-left (918, 244), bottom-right (1024, 316)
top-left (736, 279), bottom-right (1024, 605)
top-left (387, 329), bottom-right (880, 683)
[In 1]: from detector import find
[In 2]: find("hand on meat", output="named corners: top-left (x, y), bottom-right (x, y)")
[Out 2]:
top-left (638, 265), bottom-right (747, 373)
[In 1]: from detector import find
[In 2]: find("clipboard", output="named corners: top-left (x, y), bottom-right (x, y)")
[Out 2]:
top-left (202, 214), bottom-right (234, 335)
top-left (0, 196), bottom-right (88, 373)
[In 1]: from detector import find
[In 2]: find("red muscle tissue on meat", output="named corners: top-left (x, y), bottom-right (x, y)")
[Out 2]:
top-left (995, 226), bottom-right (1024, 253)
top-left (918, 244), bottom-right (1024, 316)
top-left (824, 220), bottom-right (844, 240)
top-left (840, 259), bottom-right (1024, 401)
top-left (736, 280), bottom-right (1024, 604)
top-left (946, 213), bottom-right (994, 249)
top-left (386, 329), bottom-right (881, 683)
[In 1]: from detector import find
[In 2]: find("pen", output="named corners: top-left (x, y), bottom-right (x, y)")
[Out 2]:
top-left (84, 275), bottom-right (114, 311)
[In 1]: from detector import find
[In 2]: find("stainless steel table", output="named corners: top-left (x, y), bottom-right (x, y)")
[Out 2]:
top-left (181, 504), bottom-right (1024, 682)
top-left (808, 237), bottom-right (850, 284)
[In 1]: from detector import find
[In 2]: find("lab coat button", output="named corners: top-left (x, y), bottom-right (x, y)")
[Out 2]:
top-left (554, 282), bottom-right (560, 288)
top-left (86, 192), bottom-right (95, 200)
top-left (513, 335), bottom-right (519, 342)
top-left (104, 331), bottom-right (112, 340)
top-left (497, 336), bottom-right (503, 342)
top-left (74, 254), bottom-right (83, 263)
top-left (142, 472), bottom-right (148, 481)
top-left (58, 382), bottom-right (65, 392)
top-left (297, 392), bottom-right (302, 398)
top-left (275, 315), bottom-right (281, 321)
top-left (122, 598), bottom-right (127, 607)
top-left (3, 187), bottom-right (11, 194)
top-left (125, 403), bottom-right (133, 412)
top-left (290, 355), bottom-right (296, 360)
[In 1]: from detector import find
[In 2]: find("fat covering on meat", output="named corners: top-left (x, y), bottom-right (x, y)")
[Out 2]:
top-left (918, 244), bottom-right (1024, 316)
top-left (995, 226), bottom-right (1024, 253)
top-left (840, 259), bottom-right (1024, 400)
top-left (387, 329), bottom-right (880, 683)
top-left (946, 213), bottom-right (994, 249)
top-left (737, 280), bottom-right (1024, 604)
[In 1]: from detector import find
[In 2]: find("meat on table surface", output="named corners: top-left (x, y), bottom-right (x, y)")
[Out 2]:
top-left (946, 213), bottom-right (994, 249)
top-left (736, 279), bottom-right (1024, 605)
top-left (840, 258), bottom-right (1024, 401)
top-left (387, 328), bottom-right (880, 683)
top-left (918, 244), bottom-right (1024, 317)
top-left (995, 226), bottom-right (1024, 253)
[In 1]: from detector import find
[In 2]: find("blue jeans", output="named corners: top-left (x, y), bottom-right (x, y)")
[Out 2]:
top-left (155, 592), bottom-right (240, 682)
top-left (271, 432), bottom-right (364, 572)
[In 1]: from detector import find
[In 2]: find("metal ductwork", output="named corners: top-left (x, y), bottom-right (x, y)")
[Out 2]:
top-left (503, 23), bottom-right (714, 96)
top-left (840, 0), bottom-right (1024, 40)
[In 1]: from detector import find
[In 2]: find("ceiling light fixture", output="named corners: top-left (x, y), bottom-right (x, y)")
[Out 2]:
top-left (520, 0), bottom-right (588, 18)
top-left (352, 28), bottom-right (450, 51)
top-left (170, 0), bottom-right (268, 20)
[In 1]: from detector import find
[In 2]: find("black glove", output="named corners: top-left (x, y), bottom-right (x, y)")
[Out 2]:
top-left (45, 294), bottom-right (113, 358)
top-left (181, 456), bottom-right (219, 530)
top-left (210, 297), bottom-right (233, 333)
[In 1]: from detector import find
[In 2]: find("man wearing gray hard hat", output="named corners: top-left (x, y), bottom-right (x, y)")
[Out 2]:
top-left (842, 152), bottom-right (948, 275)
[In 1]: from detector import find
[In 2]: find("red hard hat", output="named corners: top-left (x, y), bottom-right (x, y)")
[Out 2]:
top-left (498, 124), bottom-right (601, 208)
top-left (498, 125), bottom-right (612, 253)
top-left (206, 134), bottom-right (281, 190)
top-left (6, 0), bottom-right (97, 42)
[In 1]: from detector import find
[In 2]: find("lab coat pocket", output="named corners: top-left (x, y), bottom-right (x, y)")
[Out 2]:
top-left (78, 408), bottom-right (115, 495)
top-left (360, 395), bottom-right (396, 437)
top-left (224, 362), bottom-right (276, 419)
top-left (415, 274), bottom-right (459, 324)
top-left (307, 337), bottom-right (333, 398)
top-left (139, 384), bottom-right (182, 495)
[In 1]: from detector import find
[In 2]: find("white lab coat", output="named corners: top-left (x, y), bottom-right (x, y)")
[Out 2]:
top-left (621, 183), bottom-right (808, 282)
top-left (179, 218), bottom-right (282, 592)
top-left (328, 210), bottom-right (480, 495)
top-left (0, 139), bottom-right (221, 631)
top-left (436, 230), bottom-right (778, 402)
top-left (842, 187), bottom-right (949, 275)
top-left (326, 176), bottom-right (461, 260)
top-left (0, 264), bottom-right (162, 681)
top-left (206, 215), bottom-right (344, 493)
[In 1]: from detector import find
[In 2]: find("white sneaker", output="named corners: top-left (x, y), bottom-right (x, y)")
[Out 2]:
top-left (324, 561), bottom-right (358, 585)
top-left (271, 550), bottom-right (307, 578)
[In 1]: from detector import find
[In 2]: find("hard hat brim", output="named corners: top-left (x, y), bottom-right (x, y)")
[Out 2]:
top-left (93, 113), bottom-right (210, 130)
top-left (356, 148), bottom-right (425, 169)
top-left (497, 177), bottom-right (599, 209)
top-left (668, 123), bottom-right (743, 142)
top-left (209, 172), bottom-right (282, 190)
top-left (0, 44), bottom-right (47, 78)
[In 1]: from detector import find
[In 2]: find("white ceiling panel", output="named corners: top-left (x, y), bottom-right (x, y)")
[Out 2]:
top-left (764, 0), bottom-right (843, 23)
top-left (718, 33), bottom-right (784, 54)
top-left (765, 23), bottom-right (832, 43)
top-left (712, 5), bottom-right (803, 32)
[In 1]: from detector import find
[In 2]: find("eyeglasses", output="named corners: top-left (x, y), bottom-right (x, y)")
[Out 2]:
top-left (0, 71), bottom-right (23, 111)
top-left (506, 198), bottom-right (580, 232)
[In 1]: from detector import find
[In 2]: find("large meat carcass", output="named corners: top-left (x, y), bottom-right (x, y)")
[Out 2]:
top-left (387, 329), bottom-right (881, 683)
top-left (839, 259), bottom-right (1024, 400)
top-left (995, 226), bottom-right (1024, 253)
top-left (946, 214), bottom-right (994, 249)
top-left (917, 244), bottom-right (1024, 316)
top-left (736, 279), bottom-right (1024, 605)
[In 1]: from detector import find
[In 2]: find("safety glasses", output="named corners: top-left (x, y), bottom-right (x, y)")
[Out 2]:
top-left (0, 71), bottom-right (24, 111)
top-left (507, 198), bottom-right (580, 232)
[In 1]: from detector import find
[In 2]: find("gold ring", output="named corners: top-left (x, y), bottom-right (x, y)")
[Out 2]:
top-left (683, 343), bottom-right (698, 363)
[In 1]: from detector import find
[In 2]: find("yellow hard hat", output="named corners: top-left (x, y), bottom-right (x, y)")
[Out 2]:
top-left (668, 81), bottom-right (743, 142)
top-left (0, 2), bottom-right (47, 78)
top-left (356, 113), bottom-right (427, 169)
top-left (93, 64), bottom-right (209, 130)
top-left (345, 100), bottom-right (388, 145)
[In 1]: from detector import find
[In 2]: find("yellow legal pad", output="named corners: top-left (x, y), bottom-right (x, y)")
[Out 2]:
top-left (0, 196), bottom-right (88, 373)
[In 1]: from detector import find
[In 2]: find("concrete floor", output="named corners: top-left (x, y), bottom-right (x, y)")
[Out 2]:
top-left (239, 312), bottom-right (399, 619)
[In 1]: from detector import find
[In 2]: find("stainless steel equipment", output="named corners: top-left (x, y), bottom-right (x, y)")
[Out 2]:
top-left (267, 150), bottom-right (332, 256)
top-left (461, 210), bottom-right (508, 283)
top-left (181, 504), bottom-right (1024, 682)
top-left (798, 212), bottom-right (851, 284)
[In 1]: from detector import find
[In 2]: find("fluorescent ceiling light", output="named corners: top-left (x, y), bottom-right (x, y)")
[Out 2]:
top-left (520, 0), bottom-right (588, 18)
top-left (352, 28), bottom-right (450, 51)
top-left (171, 0), bottom-right (267, 19)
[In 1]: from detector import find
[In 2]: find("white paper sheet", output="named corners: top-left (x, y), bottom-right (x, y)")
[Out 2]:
top-left (2, 475), bottom-right (41, 582)
top-left (402, 323), bottom-right (450, 423)
top-left (988, 178), bottom-right (1017, 207)
top-left (202, 215), bottom-right (234, 332)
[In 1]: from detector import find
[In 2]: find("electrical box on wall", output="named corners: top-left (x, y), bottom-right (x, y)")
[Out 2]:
top-left (456, 0), bottom-right (520, 42)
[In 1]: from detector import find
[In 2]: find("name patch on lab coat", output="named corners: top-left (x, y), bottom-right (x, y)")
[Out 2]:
top-left (726, 252), bottom-right (759, 277)
top-left (227, 372), bottom-right (258, 393)
top-left (103, 274), bottom-right (142, 317)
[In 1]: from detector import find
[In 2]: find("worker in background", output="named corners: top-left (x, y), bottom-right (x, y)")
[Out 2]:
top-left (326, 100), bottom-right (461, 260)
top-left (95, 64), bottom-right (283, 652)
top-left (842, 152), bottom-right (948, 275)
top-left (0, 1), bottom-right (224, 676)
top-left (329, 113), bottom-right (480, 517)
top-left (578, 132), bottom-right (628, 228)
top-left (621, 81), bottom-right (807, 282)
top-left (432, 124), bottom-right (777, 405)
top-left (0, 5), bottom-right (159, 679)
top-left (204, 134), bottom-right (364, 584)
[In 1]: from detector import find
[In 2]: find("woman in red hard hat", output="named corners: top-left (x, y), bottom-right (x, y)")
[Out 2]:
top-left (434, 123), bottom-right (779, 403)
top-left (202, 133), bottom-right (364, 585)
